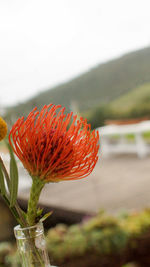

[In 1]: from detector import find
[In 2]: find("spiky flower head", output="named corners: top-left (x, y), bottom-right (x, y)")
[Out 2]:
top-left (9, 104), bottom-right (99, 183)
top-left (0, 116), bottom-right (7, 141)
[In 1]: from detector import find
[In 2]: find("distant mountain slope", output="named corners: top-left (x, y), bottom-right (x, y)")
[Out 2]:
top-left (110, 82), bottom-right (150, 117)
top-left (6, 46), bottom-right (150, 119)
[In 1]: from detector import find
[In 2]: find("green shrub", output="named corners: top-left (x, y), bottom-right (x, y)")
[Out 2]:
top-left (2, 209), bottom-right (150, 266)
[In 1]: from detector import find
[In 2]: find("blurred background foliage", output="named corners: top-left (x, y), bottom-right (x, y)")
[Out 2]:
top-left (1, 210), bottom-right (150, 266)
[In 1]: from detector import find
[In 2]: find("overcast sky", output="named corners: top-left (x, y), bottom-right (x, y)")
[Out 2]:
top-left (0, 0), bottom-right (150, 107)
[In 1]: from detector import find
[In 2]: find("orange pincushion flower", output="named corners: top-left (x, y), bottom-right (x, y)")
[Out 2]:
top-left (9, 104), bottom-right (99, 182)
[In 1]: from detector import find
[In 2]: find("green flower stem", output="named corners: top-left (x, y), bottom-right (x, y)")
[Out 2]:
top-left (27, 177), bottom-right (45, 226)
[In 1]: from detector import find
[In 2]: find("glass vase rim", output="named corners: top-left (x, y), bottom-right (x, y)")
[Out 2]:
top-left (14, 221), bottom-right (43, 231)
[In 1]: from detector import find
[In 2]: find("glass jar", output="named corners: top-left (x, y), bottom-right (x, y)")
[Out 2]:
top-left (14, 222), bottom-right (56, 267)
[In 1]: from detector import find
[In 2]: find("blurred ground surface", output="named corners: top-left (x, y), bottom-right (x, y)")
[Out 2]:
top-left (18, 154), bottom-right (150, 215)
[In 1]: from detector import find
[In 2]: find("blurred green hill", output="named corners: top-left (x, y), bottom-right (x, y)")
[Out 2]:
top-left (110, 82), bottom-right (150, 117)
top-left (88, 81), bottom-right (150, 129)
top-left (5, 46), bottom-right (150, 127)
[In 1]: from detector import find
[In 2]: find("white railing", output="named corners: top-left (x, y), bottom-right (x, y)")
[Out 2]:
top-left (97, 120), bottom-right (150, 158)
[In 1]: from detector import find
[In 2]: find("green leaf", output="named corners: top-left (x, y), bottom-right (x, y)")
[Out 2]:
top-left (0, 162), bottom-right (7, 196)
top-left (0, 156), bottom-right (10, 192)
top-left (37, 207), bottom-right (43, 217)
top-left (9, 148), bottom-right (19, 207)
top-left (40, 211), bottom-right (53, 223)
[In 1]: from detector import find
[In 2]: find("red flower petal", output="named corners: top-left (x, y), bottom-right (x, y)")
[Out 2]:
top-left (9, 104), bottom-right (99, 182)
